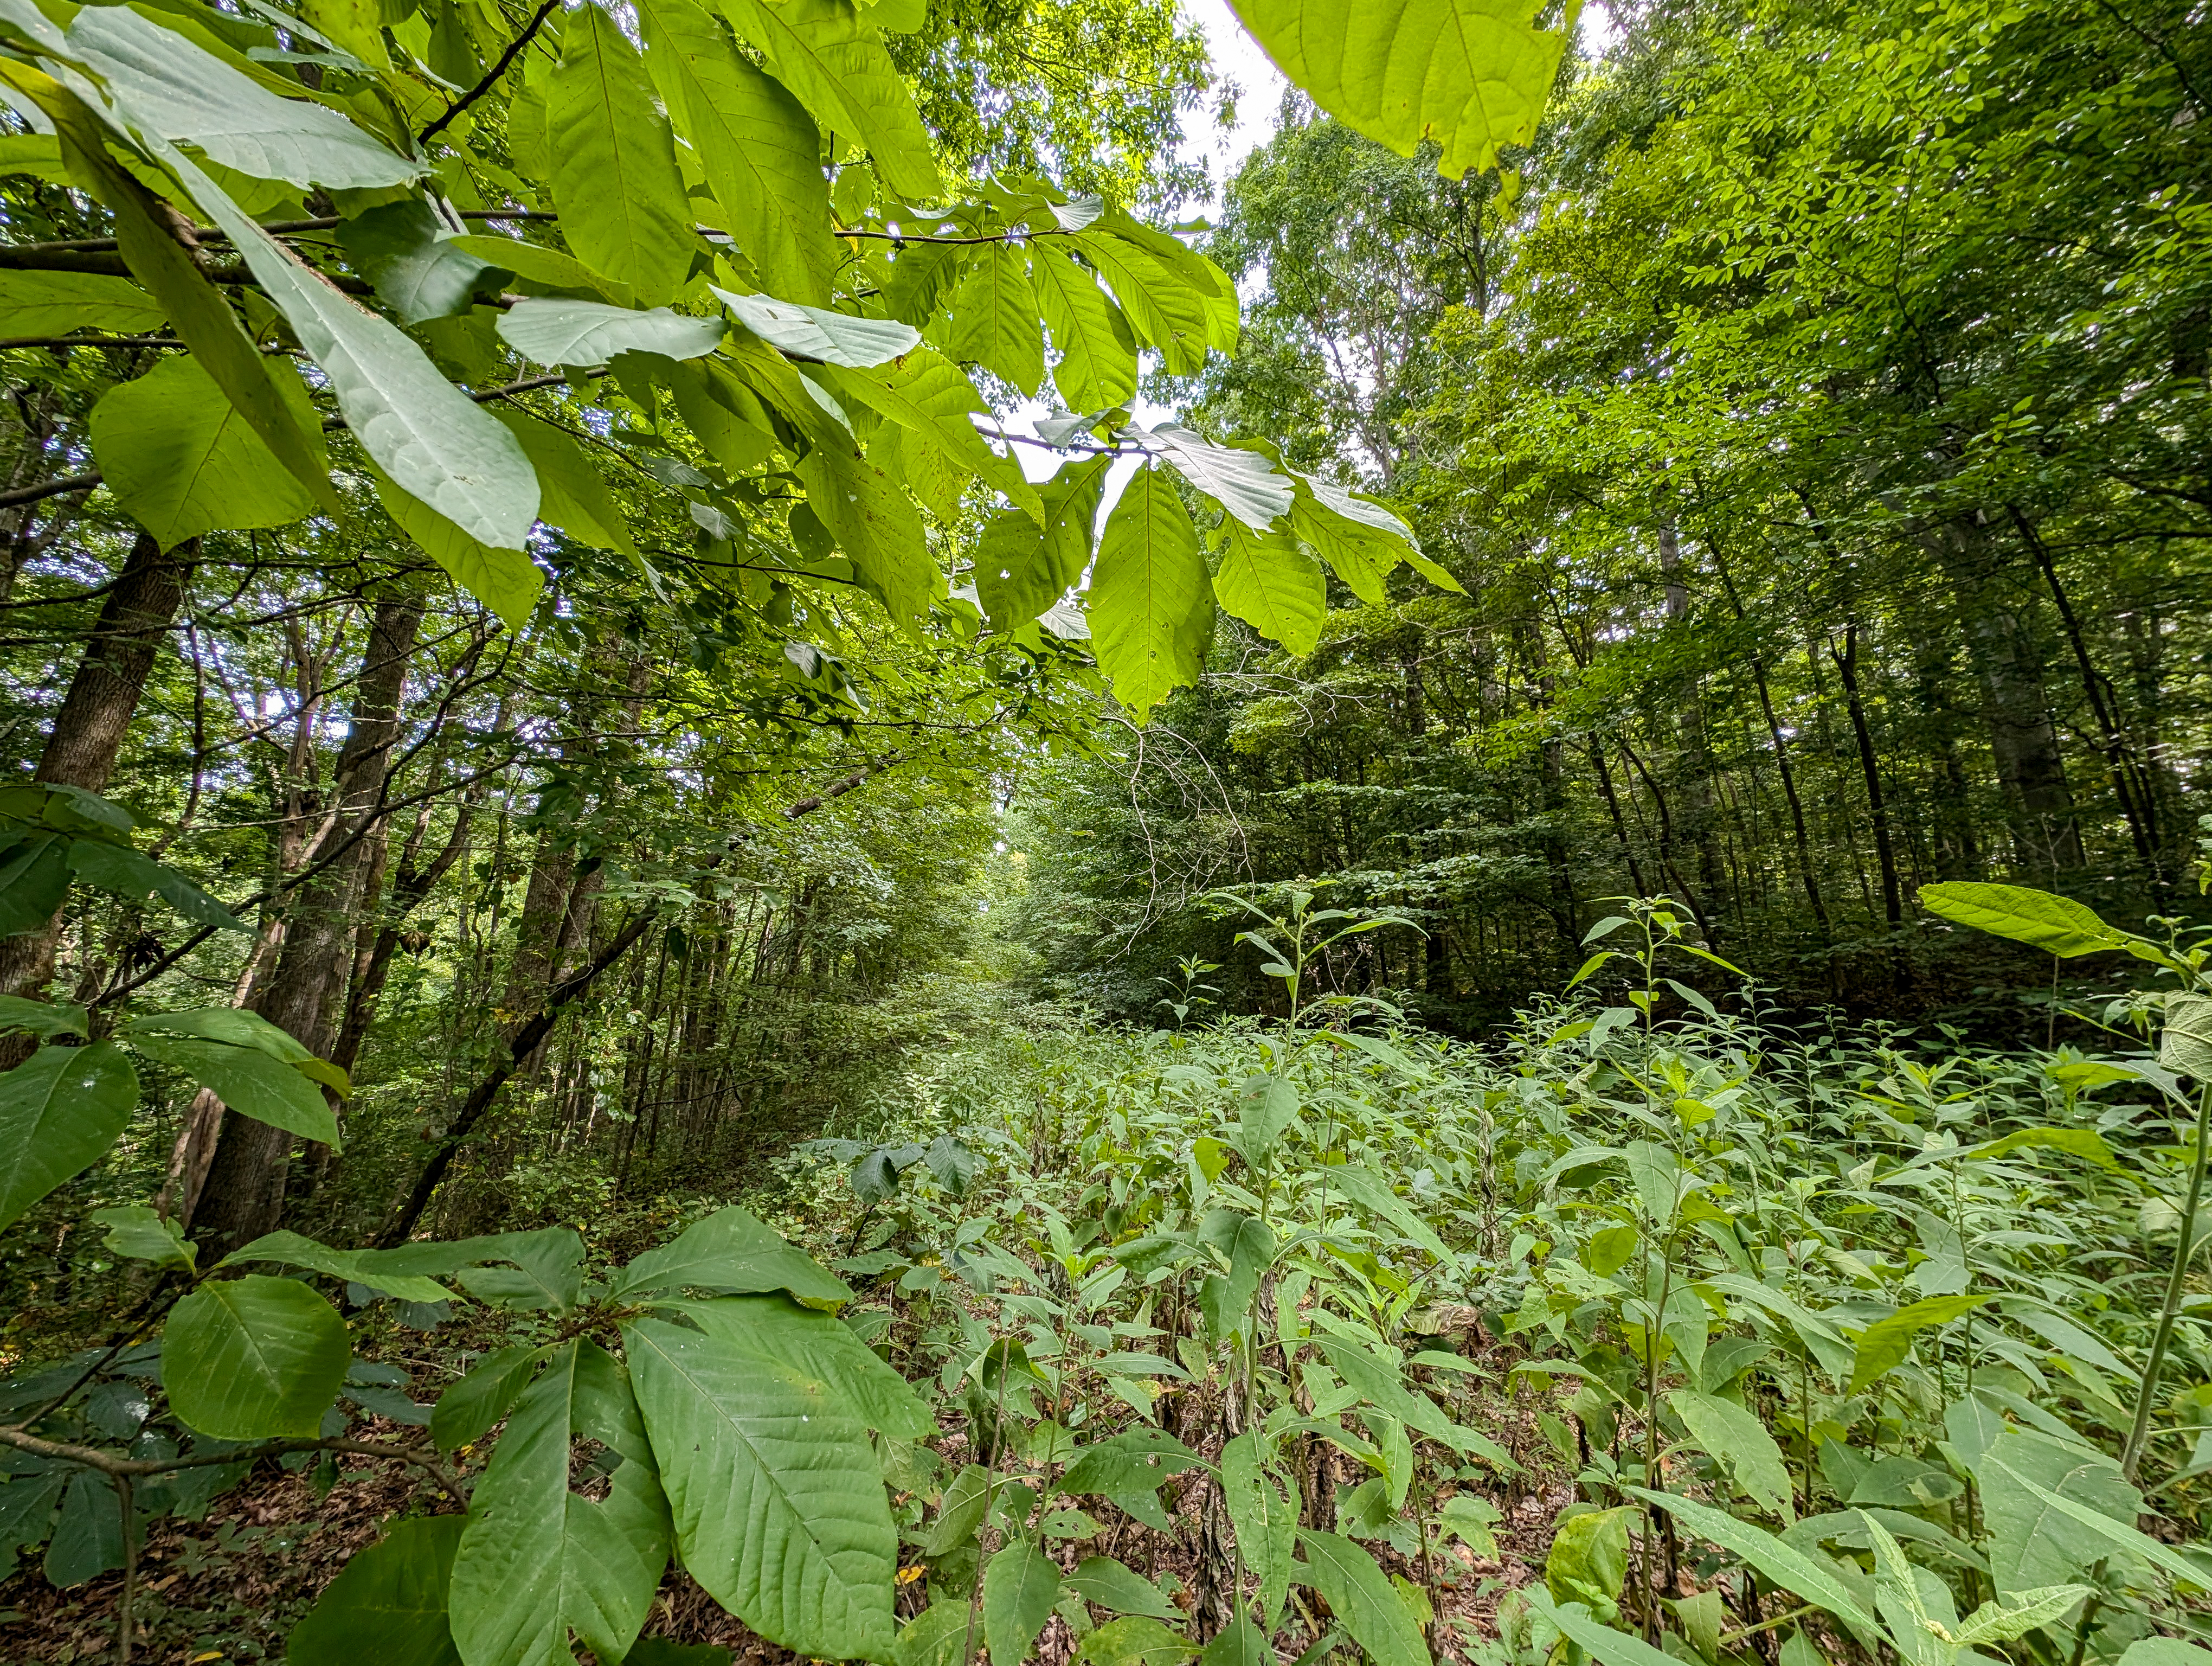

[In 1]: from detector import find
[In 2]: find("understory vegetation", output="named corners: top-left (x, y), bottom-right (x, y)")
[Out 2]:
top-left (3, 0), bottom-right (2211, 1657)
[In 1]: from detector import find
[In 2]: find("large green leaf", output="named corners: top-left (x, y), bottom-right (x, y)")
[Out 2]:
top-left (1032, 244), bottom-right (1138, 411)
top-left (65, 839), bottom-right (247, 932)
top-left (451, 1342), bottom-right (672, 1666)
top-left (1067, 232), bottom-right (1210, 374)
top-left (548, 1), bottom-right (698, 307)
top-left (1220, 1432), bottom-right (1296, 1628)
top-left (147, 144), bottom-right (539, 553)
top-left (1628, 1487), bottom-right (1881, 1645)
top-left (1918, 882), bottom-right (2133, 958)
top-left (1667, 1391), bottom-right (1795, 1520)
top-left (1975, 1432), bottom-right (2146, 1597)
top-left (91, 1202), bottom-right (196, 1271)
top-left (1088, 464), bottom-right (1210, 723)
top-left (287, 1516), bottom-right (466, 1666)
top-left (87, 353), bottom-right (318, 548)
top-left (946, 244), bottom-right (1045, 397)
top-left (626, 1316), bottom-right (899, 1662)
top-left (0, 830), bottom-right (70, 935)
top-left (37, 85), bottom-right (337, 511)
top-left (1079, 1616), bottom-right (1197, 1666)
top-left (975, 454), bottom-right (1107, 628)
top-left (1147, 426), bottom-right (1293, 534)
top-left (220, 1231), bottom-right (453, 1304)
top-left (1198, 1209), bottom-right (1274, 1341)
top-left (1520, 1590), bottom-right (1675, 1666)
top-left (498, 298), bottom-right (728, 367)
top-left (663, 1296), bottom-right (933, 1439)
top-left (984, 1541), bottom-right (1061, 1666)
top-left (67, 4), bottom-right (420, 189)
top-left (0, 269), bottom-right (166, 334)
top-left (1065, 1556), bottom-right (1181, 1620)
top-left (635, 0), bottom-right (837, 304)
top-left (1225, 0), bottom-right (1568, 178)
top-left (488, 407), bottom-right (636, 556)
top-left (819, 350), bottom-right (1043, 522)
top-left (1060, 1427), bottom-right (1206, 1496)
top-left (430, 1345), bottom-right (548, 1451)
top-left (1211, 521), bottom-right (1323, 656)
top-left (795, 438), bottom-right (935, 632)
top-left (162, 1274), bottom-right (349, 1439)
top-left (1295, 1530), bottom-right (1429, 1666)
top-left (1848, 1294), bottom-right (1989, 1394)
top-left (375, 470), bottom-right (544, 633)
top-left (716, 0), bottom-right (943, 201)
top-left (338, 200), bottom-right (512, 326)
top-left (717, 287), bottom-right (922, 367)
top-left (0, 1041), bottom-right (138, 1231)
top-left (122, 1031), bottom-right (340, 1148)
top-left (44, 1469), bottom-right (123, 1587)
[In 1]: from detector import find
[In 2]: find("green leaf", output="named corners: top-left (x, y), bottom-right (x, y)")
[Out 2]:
top-left (1234, 1073), bottom-right (1299, 1168)
top-left (1667, 1391), bottom-right (1795, 1520)
top-left (975, 456), bottom-right (1108, 629)
top-left (68, 4), bottom-right (420, 189)
top-left (1211, 520), bottom-right (1324, 656)
top-left (498, 298), bottom-right (728, 367)
top-left (0, 830), bottom-right (70, 935)
top-left (287, 1516), bottom-right (465, 1666)
top-left (1918, 881), bottom-right (2133, 958)
top-left (451, 233), bottom-right (633, 306)
top-left (0, 269), bottom-right (166, 334)
top-left (895, 1600), bottom-right (974, 1666)
top-left (66, 837), bottom-right (247, 931)
top-left (2120, 1642), bottom-right (2212, 1666)
top-left (1068, 232), bottom-right (1211, 374)
top-left (716, 287), bottom-right (923, 368)
top-left (985, 1540), bottom-right (1062, 1666)
top-left (451, 1227), bottom-right (586, 1311)
top-left (218, 1230), bottom-right (452, 1303)
top-left (1295, 1530), bottom-right (1429, 1666)
top-left (374, 469), bottom-right (544, 633)
top-left (430, 1344), bottom-right (547, 1451)
top-left (1545, 1504), bottom-right (1632, 1606)
top-left (162, 1274), bottom-right (349, 1439)
top-left (662, 1295), bottom-right (934, 1439)
top-left (794, 437), bottom-right (935, 632)
top-left (488, 406), bottom-right (636, 555)
top-left (451, 1342), bottom-right (673, 1666)
top-left (1978, 1437), bottom-right (2163, 1597)
top-left (1323, 1162), bottom-right (1453, 1263)
top-left (1198, 1210), bottom-right (1274, 1341)
top-left (549, 1), bottom-right (698, 306)
top-left (1065, 1556), bottom-right (1181, 1620)
top-left (616, 1203), bottom-right (853, 1305)
top-left (1946, 1584), bottom-right (2092, 1648)
top-left (88, 350), bottom-right (319, 548)
top-left (0, 995), bottom-right (86, 1039)
top-left (337, 199), bottom-right (510, 326)
top-left (635, 0), bottom-right (837, 305)
top-left (1224, 0), bottom-right (1568, 177)
top-left (89, 1202), bottom-right (196, 1271)
top-left (1627, 1487), bottom-right (1881, 1646)
top-left (1221, 1432), bottom-right (1296, 1628)
top-left (40, 89), bottom-right (338, 512)
top-left (1848, 1294), bottom-right (1988, 1394)
top-left (1520, 1590), bottom-right (1676, 1666)
top-left (626, 1315), bottom-right (899, 1661)
top-left (1032, 243), bottom-right (1139, 411)
top-left (121, 1031), bottom-right (340, 1148)
top-left (1078, 1616), bottom-right (1197, 1666)
top-left (1147, 426), bottom-right (1293, 533)
top-left (818, 350), bottom-right (1043, 523)
top-left (0, 1040), bottom-right (139, 1232)
top-left (1965, 1126), bottom-right (2117, 1169)
top-left (2160, 993), bottom-right (2212, 1078)
top-left (150, 144), bottom-right (538, 551)
top-left (1088, 464), bottom-right (1210, 723)
top-left (1060, 1427), bottom-right (1206, 1496)
top-left (945, 243), bottom-right (1045, 396)
top-left (716, 0), bottom-right (943, 201)
top-left (44, 1470), bottom-right (123, 1587)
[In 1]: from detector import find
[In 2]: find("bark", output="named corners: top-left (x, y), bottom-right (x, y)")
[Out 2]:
top-left (1660, 524), bottom-right (1731, 934)
top-left (1830, 626), bottom-right (1902, 930)
top-left (1748, 656), bottom-right (1830, 935)
top-left (190, 588), bottom-right (425, 1256)
top-left (0, 533), bottom-right (195, 1008)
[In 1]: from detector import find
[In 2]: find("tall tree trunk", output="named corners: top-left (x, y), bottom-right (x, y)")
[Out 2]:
top-left (1660, 525), bottom-right (1731, 936)
top-left (1830, 626), bottom-right (1902, 930)
top-left (190, 588), bottom-right (425, 1255)
top-left (0, 533), bottom-right (196, 1015)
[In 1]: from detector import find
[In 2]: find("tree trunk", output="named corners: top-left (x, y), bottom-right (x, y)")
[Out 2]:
top-left (190, 588), bottom-right (425, 1256)
top-left (0, 532), bottom-right (195, 1013)
top-left (1830, 626), bottom-right (1902, 930)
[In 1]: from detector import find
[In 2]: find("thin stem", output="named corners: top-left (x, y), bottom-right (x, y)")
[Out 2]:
top-left (2123, 1079), bottom-right (2212, 1479)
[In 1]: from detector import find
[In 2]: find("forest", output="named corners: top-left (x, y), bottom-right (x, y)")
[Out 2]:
top-left (1, 0), bottom-right (2210, 1661)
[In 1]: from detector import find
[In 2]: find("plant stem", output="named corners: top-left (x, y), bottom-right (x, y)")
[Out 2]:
top-left (2121, 1079), bottom-right (2212, 1480)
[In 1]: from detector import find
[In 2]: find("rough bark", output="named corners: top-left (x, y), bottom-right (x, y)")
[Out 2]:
top-left (0, 533), bottom-right (195, 1015)
top-left (190, 588), bottom-right (425, 1257)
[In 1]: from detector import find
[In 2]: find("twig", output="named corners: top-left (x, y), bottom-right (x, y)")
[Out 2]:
top-left (419, 0), bottom-right (562, 145)
top-left (0, 1424), bottom-right (468, 1501)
